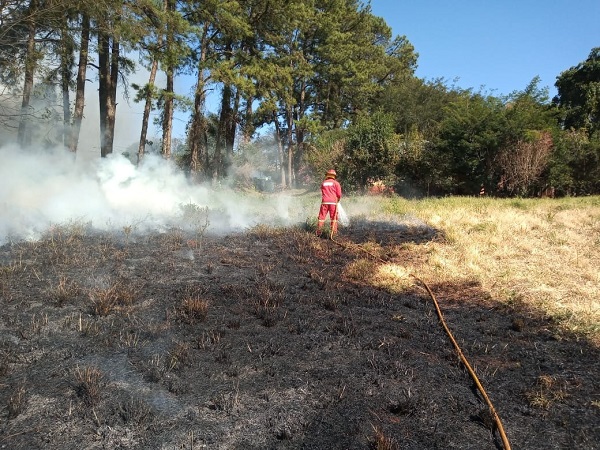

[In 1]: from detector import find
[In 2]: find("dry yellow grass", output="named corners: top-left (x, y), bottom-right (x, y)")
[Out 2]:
top-left (346, 195), bottom-right (600, 340)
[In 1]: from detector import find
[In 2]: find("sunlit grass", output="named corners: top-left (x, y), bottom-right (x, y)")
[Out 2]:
top-left (352, 195), bottom-right (600, 340)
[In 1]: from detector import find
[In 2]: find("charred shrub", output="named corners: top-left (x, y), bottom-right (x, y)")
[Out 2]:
top-left (117, 396), bottom-right (154, 426)
top-left (180, 202), bottom-right (209, 238)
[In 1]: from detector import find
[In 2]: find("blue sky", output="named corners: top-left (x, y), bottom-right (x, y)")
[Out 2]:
top-left (369, 0), bottom-right (600, 98)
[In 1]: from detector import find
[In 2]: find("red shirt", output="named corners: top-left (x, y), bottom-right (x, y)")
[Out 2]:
top-left (321, 178), bottom-right (342, 204)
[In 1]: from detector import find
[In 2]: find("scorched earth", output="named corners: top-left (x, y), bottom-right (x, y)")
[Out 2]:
top-left (0, 217), bottom-right (598, 449)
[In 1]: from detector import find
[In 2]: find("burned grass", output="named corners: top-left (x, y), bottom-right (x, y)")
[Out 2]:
top-left (0, 221), bottom-right (598, 449)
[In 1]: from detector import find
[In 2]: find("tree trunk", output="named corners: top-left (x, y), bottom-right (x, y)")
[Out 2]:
top-left (107, 34), bottom-right (119, 153)
top-left (227, 87), bottom-right (239, 156)
top-left (161, 0), bottom-right (175, 159)
top-left (241, 95), bottom-right (253, 144)
top-left (61, 69), bottom-right (71, 149)
top-left (138, 7), bottom-right (164, 164)
top-left (294, 80), bottom-right (307, 179)
top-left (214, 83), bottom-right (233, 181)
top-left (138, 56), bottom-right (159, 164)
top-left (60, 17), bottom-right (73, 150)
top-left (284, 79), bottom-right (308, 186)
top-left (188, 25), bottom-right (209, 177)
top-left (161, 71), bottom-right (174, 159)
top-left (98, 31), bottom-right (109, 156)
top-left (69, 14), bottom-right (89, 152)
top-left (98, 27), bottom-right (119, 158)
top-left (286, 106), bottom-right (294, 188)
top-left (274, 113), bottom-right (286, 186)
top-left (17, 0), bottom-right (37, 147)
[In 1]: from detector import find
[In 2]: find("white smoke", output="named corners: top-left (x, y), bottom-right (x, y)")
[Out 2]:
top-left (0, 144), bottom-right (315, 245)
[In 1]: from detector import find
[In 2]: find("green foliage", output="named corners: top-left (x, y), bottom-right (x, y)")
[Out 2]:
top-left (341, 110), bottom-right (400, 190)
top-left (303, 128), bottom-right (347, 187)
top-left (405, 79), bottom-right (563, 197)
top-left (495, 80), bottom-right (563, 196)
top-left (551, 128), bottom-right (600, 195)
top-left (430, 91), bottom-right (505, 195)
top-left (555, 48), bottom-right (600, 135)
top-left (377, 77), bottom-right (454, 139)
top-left (396, 127), bottom-right (453, 197)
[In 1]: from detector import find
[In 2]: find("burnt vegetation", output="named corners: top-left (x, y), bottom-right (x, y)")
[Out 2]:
top-left (0, 223), bottom-right (598, 449)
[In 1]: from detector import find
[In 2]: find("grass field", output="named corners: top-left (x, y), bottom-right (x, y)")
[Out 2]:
top-left (341, 194), bottom-right (600, 342)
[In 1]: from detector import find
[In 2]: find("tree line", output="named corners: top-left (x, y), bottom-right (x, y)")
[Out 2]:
top-left (1, 0), bottom-right (599, 197)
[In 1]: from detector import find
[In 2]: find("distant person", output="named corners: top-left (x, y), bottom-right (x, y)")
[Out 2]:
top-left (316, 169), bottom-right (342, 237)
top-left (479, 184), bottom-right (485, 196)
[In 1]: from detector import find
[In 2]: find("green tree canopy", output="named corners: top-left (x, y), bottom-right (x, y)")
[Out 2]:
top-left (554, 47), bottom-right (600, 136)
top-left (340, 110), bottom-right (399, 190)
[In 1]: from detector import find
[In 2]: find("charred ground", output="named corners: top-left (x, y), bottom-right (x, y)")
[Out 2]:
top-left (0, 220), bottom-right (598, 449)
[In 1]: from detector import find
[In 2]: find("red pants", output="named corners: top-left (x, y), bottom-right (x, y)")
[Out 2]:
top-left (317, 203), bottom-right (338, 234)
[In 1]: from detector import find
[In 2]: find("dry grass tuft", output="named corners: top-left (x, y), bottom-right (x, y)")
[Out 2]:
top-left (48, 276), bottom-right (81, 306)
top-left (370, 424), bottom-right (399, 450)
top-left (248, 224), bottom-right (282, 239)
top-left (525, 374), bottom-right (569, 409)
top-left (145, 354), bottom-right (166, 382)
top-left (7, 384), bottom-right (26, 419)
top-left (118, 330), bottom-right (142, 349)
top-left (162, 228), bottom-right (186, 251)
top-left (207, 383), bottom-right (240, 413)
top-left (168, 341), bottom-right (191, 371)
top-left (196, 329), bottom-right (222, 350)
top-left (74, 366), bottom-right (104, 407)
top-left (343, 259), bottom-right (374, 283)
top-left (0, 261), bottom-right (23, 301)
top-left (373, 264), bottom-right (414, 292)
top-left (251, 279), bottom-right (285, 327)
top-left (29, 313), bottom-right (49, 335)
top-left (88, 279), bottom-right (138, 316)
top-left (176, 296), bottom-right (209, 324)
top-left (38, 222), bottom-right (87, 265)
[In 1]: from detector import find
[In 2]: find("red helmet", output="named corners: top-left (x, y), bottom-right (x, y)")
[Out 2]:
top-left (326, 169), bottom-right (337, 178)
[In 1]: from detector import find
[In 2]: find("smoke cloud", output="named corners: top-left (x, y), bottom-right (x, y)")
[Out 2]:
top-left (0, 144), bottom-right (316, 245)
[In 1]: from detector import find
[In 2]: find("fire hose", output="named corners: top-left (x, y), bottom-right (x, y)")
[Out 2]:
top-left (327, 231), bottom-right (512, 450)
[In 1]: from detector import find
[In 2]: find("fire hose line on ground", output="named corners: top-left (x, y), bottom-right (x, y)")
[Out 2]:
top-left (327, 224), bottom-right (512, 450)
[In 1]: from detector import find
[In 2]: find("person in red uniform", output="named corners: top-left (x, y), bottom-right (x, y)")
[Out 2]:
top-left (316, 169), bottom-right (342, 237)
